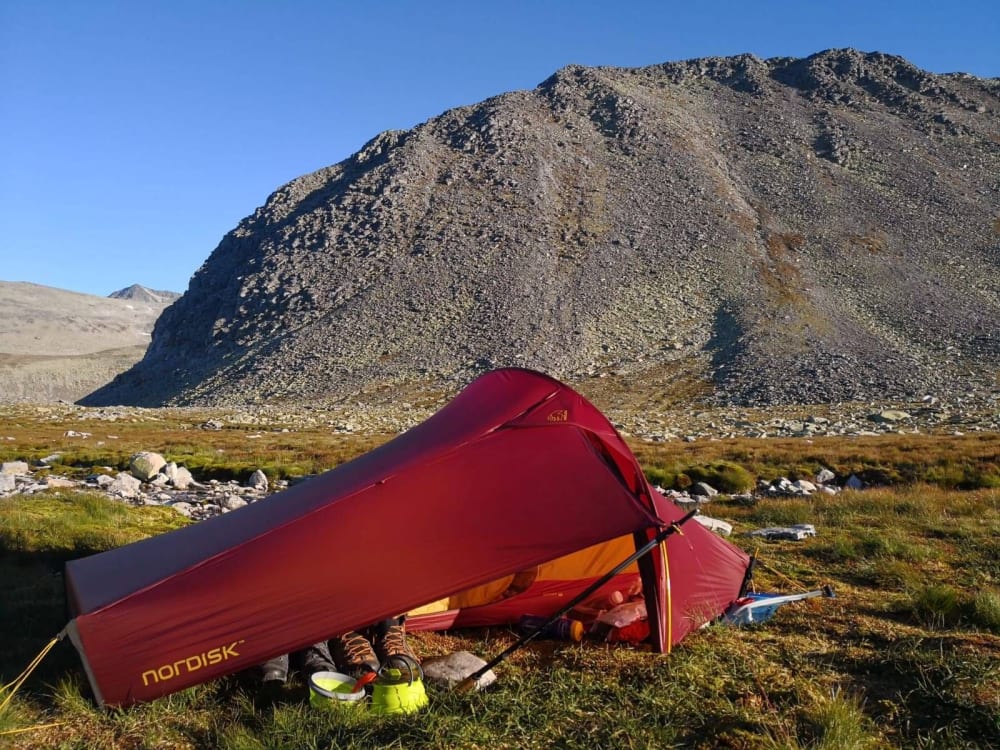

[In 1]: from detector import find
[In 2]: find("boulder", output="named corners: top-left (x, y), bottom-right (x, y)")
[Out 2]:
top-left (747, 524), bottom-right (816, 541)
top-left (690, 481), bottom-right (718, 497)
top-left (173, 467), bottom-right (195, 489)
top-left (815, 468), bottom-right (836, 485)
top-left (130, 452), bottom-right (167, 481)
top-left (246, 470), bottom-right (269, 492)
top-left (0, 473), bottom-right (16, 492)
top-left (221, 495), bottom-right (248, 511)
top-left (870, 410), bottom-right (911, 423)
top-left (164, 462), bottom-right (195, 490)
top-left (693, 515), bottom-right (733, 536)
top-left (1, 461), bottom-right (29, 475)
top-left (108, 472), bottom-right (142, 499)
top-left (766, 477), bottom-right (794, 494)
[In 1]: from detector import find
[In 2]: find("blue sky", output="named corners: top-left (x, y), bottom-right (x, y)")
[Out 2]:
top-left (2, 1), bottom-right (997, 298)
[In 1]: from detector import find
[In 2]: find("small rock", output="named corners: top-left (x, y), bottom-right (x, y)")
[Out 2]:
top-left (201, 420), bottom-right (224, 430)
top-left (45, 476), bottom-right (76, 488)
top-left (421, 651), bottom-right (496, 690)
top-left (168, 501), bottom-right (194, 517)
top-left (39, 453), bottom-right (63, 465)
top-left (845, 474), bottom-right (864, 490)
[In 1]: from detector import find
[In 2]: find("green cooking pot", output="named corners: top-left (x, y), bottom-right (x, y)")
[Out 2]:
top-left (370, 654), bottom-right (428, 715)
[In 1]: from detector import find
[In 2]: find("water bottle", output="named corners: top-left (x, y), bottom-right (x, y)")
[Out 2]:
top-left (517, 614), bottom-right (585, 642)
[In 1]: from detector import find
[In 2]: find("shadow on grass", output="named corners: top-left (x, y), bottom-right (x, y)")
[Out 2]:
top-left (816, 628), bottom-right (1000, 747)
top-left (0, 550), bottom-right (89, 708)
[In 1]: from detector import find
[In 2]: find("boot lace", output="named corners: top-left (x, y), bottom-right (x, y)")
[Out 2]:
top-left (341, 631), bottom-right (376, 663)
top-left (379, 625), bottom-right (410, 657)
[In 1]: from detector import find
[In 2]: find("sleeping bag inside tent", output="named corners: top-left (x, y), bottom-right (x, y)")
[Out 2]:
top-left (63, 368), bottom-right (751, 707)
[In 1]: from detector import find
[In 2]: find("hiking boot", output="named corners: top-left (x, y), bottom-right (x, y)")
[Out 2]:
top-left (330, 631), bottom-right (379, 679)
top-left (372, 616), bottom-right (419, 666)
top-left (298, 641), bottom-right (336, 675)
top-left (259, 653), bottom-right (289, 684)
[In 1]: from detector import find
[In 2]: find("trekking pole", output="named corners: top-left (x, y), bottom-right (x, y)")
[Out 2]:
top-left (455, 508), bottom-right (700, 693)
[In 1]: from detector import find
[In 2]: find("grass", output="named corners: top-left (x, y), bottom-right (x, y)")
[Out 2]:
top-left (969, 590), bottom-right (1000, 633)
top-left (632, 433), bottom-right (1000, 491)
top-left (1, 411), bottom-right (999, 748)
top-left (0, 405), bottom-right (390, 484)
top-left (647, 459), bottom-right (756, 493)
top-left (3, 405), bottom-right (998, 490)
top-left (0, 491), bottom-right (189, 554)
top-left (910, 584), bottom-right (963, 629)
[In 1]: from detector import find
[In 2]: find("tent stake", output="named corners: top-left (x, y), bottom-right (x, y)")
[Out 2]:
top-left (455, 508), bottom-right (700, 692)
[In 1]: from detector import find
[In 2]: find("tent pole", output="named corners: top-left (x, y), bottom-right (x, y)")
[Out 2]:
top-left (455, 508), bottom-right (699, 693)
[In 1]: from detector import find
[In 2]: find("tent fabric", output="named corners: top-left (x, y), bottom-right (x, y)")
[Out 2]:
top-left (64, 368), bottom-right (750, 707)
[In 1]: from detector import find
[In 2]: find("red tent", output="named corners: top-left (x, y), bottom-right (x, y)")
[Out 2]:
top-left (64, 368), bottom-right (750, 707)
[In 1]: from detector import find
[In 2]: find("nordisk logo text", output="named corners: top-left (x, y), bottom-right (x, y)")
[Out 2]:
top-left (141, 640), bottom-right (245, 686)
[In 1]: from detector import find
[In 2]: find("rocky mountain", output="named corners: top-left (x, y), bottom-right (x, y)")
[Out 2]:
top-left (0, 282), bottom-right (176, 403)
top-left (109, 284), bottom-right (182, 304)
top-left (82, 49), bottom-right (1000, 410)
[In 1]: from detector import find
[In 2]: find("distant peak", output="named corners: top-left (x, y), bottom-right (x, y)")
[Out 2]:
top-left (108, 284), bottom-right (181, 303)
